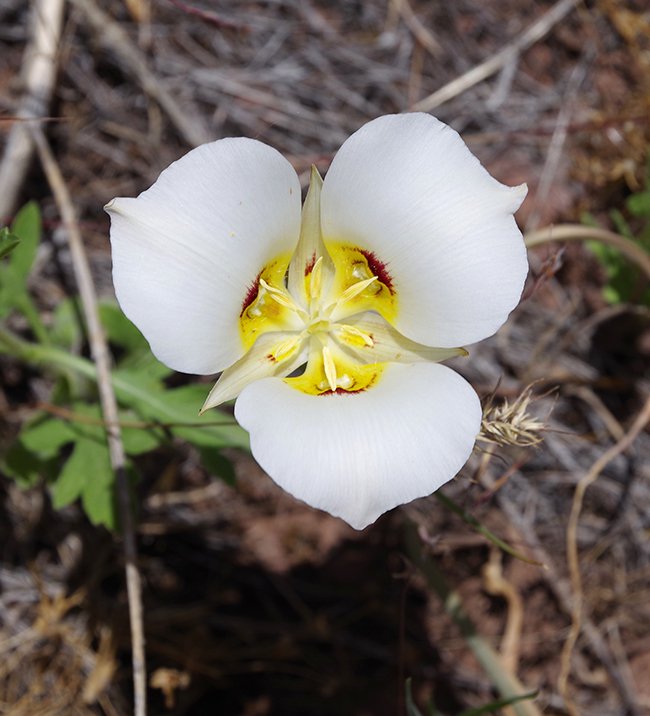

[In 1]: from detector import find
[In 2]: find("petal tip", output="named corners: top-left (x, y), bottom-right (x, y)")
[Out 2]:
top-left (199, 388), bottom-right (218, 414)
top-left (310, 164), bottom-right (323, 185)
top-left (510, 182), bottom-right (528, 211)
top-left (104, 197), bottom-right (129, 216)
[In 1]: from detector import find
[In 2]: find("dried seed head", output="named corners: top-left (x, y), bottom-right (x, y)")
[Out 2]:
top-left (479, 385), bottom-right (547, 448)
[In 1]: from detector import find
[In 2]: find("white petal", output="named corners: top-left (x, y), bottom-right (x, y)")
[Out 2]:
top-left (287, 166), bottom-right (335, 307)
top-left (201, 331), bottom-right (307, 412)
top-left (107, 138), bottom-right (301, 375)
top-left (320, 113), bottom-right (528, 348)
top-left (235, 362), bottom-right (481, 529)
top-left (336, 311), bottom-right (467, 365)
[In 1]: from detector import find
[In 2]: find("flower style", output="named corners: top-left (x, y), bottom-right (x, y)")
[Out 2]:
top-left (107, 113), bottom-right (527, 529)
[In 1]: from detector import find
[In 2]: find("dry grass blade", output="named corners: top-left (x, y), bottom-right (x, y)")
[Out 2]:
top-left (525, 224), bottom-right (650, 282)
top-left (558, 392), bottom-right (650, 716)
top-left (29, 125), bottom-right (148, 716)
top-left (390, 0), bottom-right (443, 58)
top-left (411, 0), bottom-right (580, 112)
top-left (0, 0), bottom-right (64, 220)
top-left (406, 524), bottom-right (542, 716)
top-left (69, 0), bottom-right (210, 147)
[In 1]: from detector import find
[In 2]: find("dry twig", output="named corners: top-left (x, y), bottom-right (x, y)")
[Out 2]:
top-left (558, 393), bottom-right (650, 715)
top-left (389, 0), bottom-right (443, 58)
top-left (525, 55), bottom-right (590, 231)
top-left (69, 0), bottom-right (211, 147)
top-left (0, 0), bottom-right (64, 220)
top-left (483, 550), bottom-right (524, 676)
top-left (525, 224), bottom-right (650, 282)
top-left (411, 0), bottom-right (580, 112)
top-left (29, 125), bottom-right (147, 716)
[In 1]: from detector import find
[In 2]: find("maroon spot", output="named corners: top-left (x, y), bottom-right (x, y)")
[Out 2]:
top-left (320, 387), bottom-right (366, 396)
top-left (304, 253), bottom-right (316, 276)
top-left (241, 272), bottom-right (261, 315)
top-left (266, 353), bottom-right (277, 363)
top-left (359, 249), bottom-right (394, 293)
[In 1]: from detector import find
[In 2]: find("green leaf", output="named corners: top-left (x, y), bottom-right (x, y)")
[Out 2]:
top-left (113, 371), bottom-right (249, 451)
top-left (20, 416), bottom-right (76, 458)
top-left (609, 208), bottom-right (633, 239)
top-left (99, 302), bottom-right (148, 353)
top-left (198, 447), bottom-right (236, 485)
top-left (52, 440), bottom-right (92, 508)
top-left (405, 679), bottom-right (439, 716)
top-left (458, 691), bottom-right (538, 716)
top-left (122, 420), bottom-right (165, 455)
top-left (81, 459), bottom-right (117, 528)
top-left (116, 348), bottom-right (173, 382)
top-left (61, 403), bottom-right (164, 457)
top-left (2, 441), bottom-right (48, 487)
top-left (9, 201), bottom-right (41, 282)
top-left (0, 227), bottom-right (20, 259)
top-left (50, 297), bottom-right (83, 350)
top-left (52, 437), bottom-right (117, 529)
top-left (627, 189), bottom-right (650, 217)
top-left (166, 385), bottom-right (249, 450)
top-left (0, 203), bottom-right (46, 340)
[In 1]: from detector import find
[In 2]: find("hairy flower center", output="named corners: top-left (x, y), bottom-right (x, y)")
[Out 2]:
top-left (239, 242), bottom-right (397, 395)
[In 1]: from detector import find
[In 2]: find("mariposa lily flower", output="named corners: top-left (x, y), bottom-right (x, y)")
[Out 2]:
top-left (107, 113), bottom-right (527, 529)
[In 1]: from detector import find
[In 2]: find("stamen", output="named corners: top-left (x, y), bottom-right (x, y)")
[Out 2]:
top-left (335, 275), bottom-right (378, 307)
top-left (321, 346), bottom-right (338, 392)
top-left (259, 278), bottom-right (306, 317)
top-left (335, 324), bottom-right (374, 347)
top-left (309, 256), bottom-right (324, 303)
top-left (272, 335), bottom-right (302, 361)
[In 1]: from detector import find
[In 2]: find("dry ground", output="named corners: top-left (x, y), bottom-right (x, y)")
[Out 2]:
top-left (1, 1), bottom-right (649, 715)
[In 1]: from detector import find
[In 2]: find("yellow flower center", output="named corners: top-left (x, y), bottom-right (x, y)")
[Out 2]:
top-left (239, 242), bottom-right (397, 395)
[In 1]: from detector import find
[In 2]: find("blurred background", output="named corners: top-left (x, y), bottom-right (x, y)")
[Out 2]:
top-left (0, 1), bottom-right (649, 714)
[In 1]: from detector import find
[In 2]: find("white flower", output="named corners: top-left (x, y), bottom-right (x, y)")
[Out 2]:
top-left (106, 113), bottom-right (527, 530)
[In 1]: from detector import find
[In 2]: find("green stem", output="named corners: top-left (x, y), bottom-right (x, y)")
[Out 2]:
top-left (1, 323), bottom-right (90, 375)
top-left (0, 325), bottom-right (249, 450)
top-left (404, 523), bottom-right (540, 716)
top-left (434, 492), bottom-right (543, 566)
top-left (15, 293), bottom-right (50, 345)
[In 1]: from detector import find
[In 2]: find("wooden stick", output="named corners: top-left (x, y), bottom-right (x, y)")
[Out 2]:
top-left (525, 224), bottom-right (650, 282)
top-left (558, 393), bottom-right (650, 715)
top-left (0, 0), bottom-right (64, 220)
top-left (30, 125), bottom-right (148, 716)
top-left (69, 0), bottom-right (211, 147)
top-left (411, 0), bottom-right (580, 112)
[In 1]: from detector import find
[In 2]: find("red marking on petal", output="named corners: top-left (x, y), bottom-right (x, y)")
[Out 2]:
top-left (241, 272), bottom-right (261, 315)
top-left (320, 387), bottom-right (366, 396)
top-left (304, 253), bottom-right (316, 276)
top-left (266, 353), bottom-right (277, 363)
top-left (359, 249), bottom-right (395, 293)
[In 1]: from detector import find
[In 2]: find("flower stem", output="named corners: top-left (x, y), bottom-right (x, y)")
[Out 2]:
top-left (404, 522), bottom-right (541, 716)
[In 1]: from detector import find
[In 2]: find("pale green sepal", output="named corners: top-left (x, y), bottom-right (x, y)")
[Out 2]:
top-left (287, 166), bottom-right (335, 307)
top-left (200, 331), bottom-right (307, 413)
top-left (337, 311), bottom-right (467, 365)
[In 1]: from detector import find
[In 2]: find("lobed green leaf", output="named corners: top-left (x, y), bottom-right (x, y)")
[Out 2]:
top-left (0, 227), bottom-right (20, 259)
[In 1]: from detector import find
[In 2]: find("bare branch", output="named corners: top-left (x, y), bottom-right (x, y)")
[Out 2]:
top-left (30, 124), bottom-right (148, 716)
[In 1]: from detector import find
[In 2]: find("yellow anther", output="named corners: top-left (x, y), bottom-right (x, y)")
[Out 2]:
top-left (259, 278), bottom-right (305, 316)
top-left (309, 256), bottom-right (324, 303)
top-left (336, 324), bottom-right (374, 348)
top-left (272, 335), bottom-right (302, 361)
top-left (321, 346), bottom-right (338, 392)
top-left (335, 275), bottom-right (378, 307)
